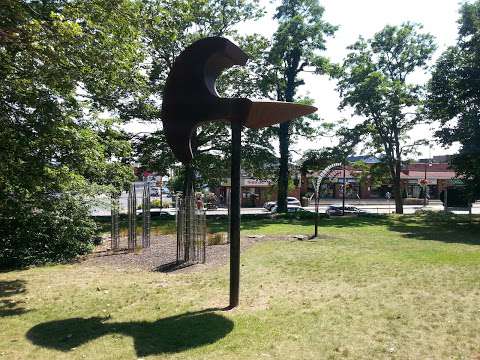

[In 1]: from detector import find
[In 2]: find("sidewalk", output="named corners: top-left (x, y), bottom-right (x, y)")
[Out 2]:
top-left (305, 198), bottom-right (443, 206)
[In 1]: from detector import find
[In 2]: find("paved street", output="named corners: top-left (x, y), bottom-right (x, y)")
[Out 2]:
top-left (91, 197), bottom-right (480, 217)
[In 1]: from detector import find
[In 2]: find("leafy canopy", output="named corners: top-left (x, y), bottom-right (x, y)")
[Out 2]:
top-left (334, 23), bottom-right (436, 213)
top-left (134, 0), bottom-right (277, 189)
top-left (0, 0), bottom-right (143, 267)
top-left (427, 1), bottom-right (480, 200)
top-left (268, 0), bottom-right (336, 212)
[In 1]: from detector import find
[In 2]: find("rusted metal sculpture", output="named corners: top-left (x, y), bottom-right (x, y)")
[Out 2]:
top-left (161, 37), bottom-right (317, 308)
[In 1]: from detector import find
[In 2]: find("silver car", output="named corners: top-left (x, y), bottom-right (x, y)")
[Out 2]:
top-left (264, 197), bottom-right (301, 211)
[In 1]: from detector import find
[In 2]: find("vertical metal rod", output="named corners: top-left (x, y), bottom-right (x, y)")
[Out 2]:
top-left (111, 197), bottom-right (115, 249)
top-left (202, 208), bottom-right (206, 263)
top-left (175, 194), bottom-right (181, 263)
top-left (128, 184), bottom-right (137, 251)
top-left (342, 163), bottom-right (346, 216)
top-left (142, 182), bottom-right (151, 248)
top-left (229, 121), bottom-right (242, 309)
top-left (111, 196), bottom-right (119, 250)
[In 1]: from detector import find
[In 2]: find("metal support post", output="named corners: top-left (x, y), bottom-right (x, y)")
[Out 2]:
top-left (229, 121), bottom-right (242, 309)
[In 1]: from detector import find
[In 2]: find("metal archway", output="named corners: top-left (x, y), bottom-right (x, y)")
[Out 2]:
top-left (312, 162), bottom-right (342, 238)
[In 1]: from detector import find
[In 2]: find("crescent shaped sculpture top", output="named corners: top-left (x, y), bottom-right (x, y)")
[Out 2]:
top-left (161, 36), bottom-right (317, 163)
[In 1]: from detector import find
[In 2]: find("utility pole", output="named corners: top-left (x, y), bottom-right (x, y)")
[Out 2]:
top-left (423, 163), bottom-right (427, 207)
top-left (423, 160), bottom-right (432, 207)
top-left (159, 177), bottom-right (163, 208)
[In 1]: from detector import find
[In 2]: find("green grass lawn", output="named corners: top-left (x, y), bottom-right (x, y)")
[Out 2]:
top-left (1, 214), bottom-right (480, 359)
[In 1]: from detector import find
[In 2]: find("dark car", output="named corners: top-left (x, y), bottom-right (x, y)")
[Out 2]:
top-left (151, 210), bottom-right (175, 219)
top-left (271, 205), bottom-right (306, 213)
top-left (326, 204), bottom-right (365, 216)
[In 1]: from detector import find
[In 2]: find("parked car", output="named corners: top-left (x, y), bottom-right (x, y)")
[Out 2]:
top-left (150, 187), bottom-right (161, 196)
top-left (325, 204), bottom-right (365, 216)
top-left (264, 197), bottom-right (301, 211)
top-left (151, 209), bottom-right (175, 219)
top-left (271, 204), bottom-right (306, 213)
top-left (263, 201), bottom-right (276, 211)
top-left (287, 197), bottom-right (301, 206)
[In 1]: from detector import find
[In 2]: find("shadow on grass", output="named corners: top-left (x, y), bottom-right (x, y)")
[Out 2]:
top-left (235, 215), bottom-right (391, 233)
top-left (26, 308), bottom-right (233, 357)
top-left (0, 279), bottom-right (29, 317)
top-left (387, 213), bottom-right (480, 246)
top-left (154, 260), bottom-right (197, 273)
top-left (314, 215), bottom-right (392, 229)
top-left (233, 213), bottom-right (480, 246)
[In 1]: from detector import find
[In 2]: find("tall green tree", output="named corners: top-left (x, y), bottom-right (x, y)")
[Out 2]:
top-left (0, 0), bottom-right (143, 267)
top-left (268, 0), bottom-right (336, 212)
top-left (335, 23), bottom-right (436, 213)
top-left (427, 1), bottom-right (480, 200)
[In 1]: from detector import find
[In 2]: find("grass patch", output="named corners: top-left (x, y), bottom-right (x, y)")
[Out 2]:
top-left (1, 215), bottom-right (480, 359)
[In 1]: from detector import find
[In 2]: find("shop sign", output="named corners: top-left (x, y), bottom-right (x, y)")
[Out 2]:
top-left (449, 179), bottom-right (464, 186)
top-left (221, 178), bottom-right (272, 187)
top-left (242, 179), bottom-right (272, 187)
top-left (337, 178), bottom-right (356, 184)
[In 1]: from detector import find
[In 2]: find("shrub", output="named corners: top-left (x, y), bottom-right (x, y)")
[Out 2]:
top-left (151, 199), bottom-right (172, 208)
top-left (207, 232), bottom-right (228, 245)
top-left (0, 194), bottom-right (96, 269)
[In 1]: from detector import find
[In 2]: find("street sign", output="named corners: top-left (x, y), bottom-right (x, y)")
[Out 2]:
top-left (450, 179), bottom-right (464, 186)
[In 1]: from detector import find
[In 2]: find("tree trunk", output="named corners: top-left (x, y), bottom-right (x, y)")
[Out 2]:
top-left (277, 121), bottom-right (290, 212)
top-left (277, 71), bottom-right (296, 213)
top-left (393, 160), bottom-right (403, 214)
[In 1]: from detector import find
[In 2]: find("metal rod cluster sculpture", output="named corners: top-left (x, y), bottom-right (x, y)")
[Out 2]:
top-left (110, 182), bottom-right (151, 252)
top-left (161, 37), bottom-right (317, 308)
top-left (175, 194), bottom-right (206, 264)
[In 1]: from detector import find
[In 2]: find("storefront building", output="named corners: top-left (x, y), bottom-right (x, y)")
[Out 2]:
top-left (300, 159), bottom-right (458, 200)
top-left (399, 163), bottom-right (456, 199)
top-left (217, 172), bottom-right (301, 207)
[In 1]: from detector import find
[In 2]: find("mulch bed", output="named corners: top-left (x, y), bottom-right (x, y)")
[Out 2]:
top-left (82, 233), bottom-right (323, 273)
top-left (83, 235), bottom-right (262, 273)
